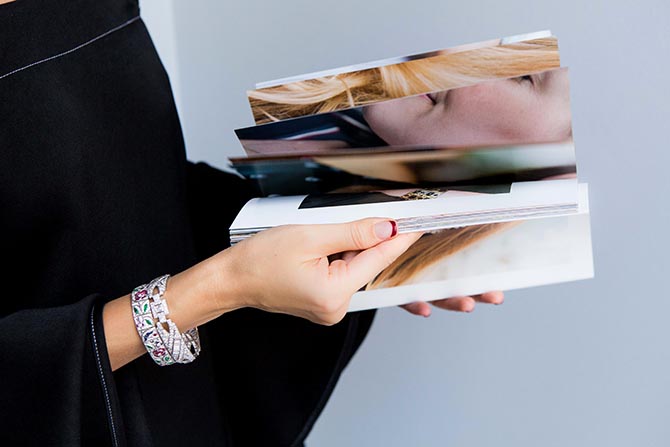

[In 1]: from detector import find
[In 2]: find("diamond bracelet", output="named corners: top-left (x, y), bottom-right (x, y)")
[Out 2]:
top-left (131, 275), bottom-right (201, 366)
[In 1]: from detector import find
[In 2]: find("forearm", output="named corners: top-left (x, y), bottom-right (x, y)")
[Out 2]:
top-left (102, 252), bottom-right (242, 371)
top-left (102, 217), bottom-right (412, 370)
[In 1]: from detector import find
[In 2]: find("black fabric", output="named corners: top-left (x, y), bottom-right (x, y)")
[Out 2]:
top-left (0, 1), bottom-right (376, 445)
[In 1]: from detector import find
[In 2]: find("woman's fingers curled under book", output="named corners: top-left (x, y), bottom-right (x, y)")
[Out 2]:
top-left (474, 291), bottom-right (505, 305)
top-left (400, 291), bottom-right (505, 317)
top-left (400, 301), bottom-right (434, 317)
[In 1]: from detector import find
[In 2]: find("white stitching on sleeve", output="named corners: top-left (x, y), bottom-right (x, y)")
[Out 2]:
top-left (90, 306), bottom-right (120, 447)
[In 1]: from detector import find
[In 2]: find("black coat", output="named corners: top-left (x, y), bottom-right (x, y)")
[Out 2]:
top-left (0, 1), bottom-right (375, 445)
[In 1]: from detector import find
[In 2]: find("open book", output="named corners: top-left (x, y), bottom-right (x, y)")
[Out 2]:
top-left (228, 31), bottom-right (594, 311)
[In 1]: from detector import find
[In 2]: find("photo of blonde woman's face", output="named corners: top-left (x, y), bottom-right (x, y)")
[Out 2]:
top-left (363, 68), bottom-right (571, 147)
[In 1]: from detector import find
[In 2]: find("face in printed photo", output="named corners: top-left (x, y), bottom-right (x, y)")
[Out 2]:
top-left (363, 67), bottom-right (572, 148)
top-left (247, 35), bottom-right (560, 124)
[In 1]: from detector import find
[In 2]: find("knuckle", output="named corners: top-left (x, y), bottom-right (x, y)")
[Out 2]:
top-left (319, 317), bottom-right (337, 327)
top-left (317, 309), bottom-right (345, 327)
top-left (318, 297), bottom-right (341, 316)
top-left (349, 224), bottom-right (370, 250)
top-left (312, 293), bottom-right (348, 325)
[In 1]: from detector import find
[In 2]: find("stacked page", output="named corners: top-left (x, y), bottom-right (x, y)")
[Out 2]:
top-left (228, 31), bottom-right (593, 311)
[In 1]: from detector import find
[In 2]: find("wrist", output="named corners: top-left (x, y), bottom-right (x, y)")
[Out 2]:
top-left (207, 246), bottom-right (252, 313)
top-left (163, 253), bottom-right (243, 330)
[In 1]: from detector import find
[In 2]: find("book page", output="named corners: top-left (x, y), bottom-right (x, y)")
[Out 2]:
top-left (231, 141), bottom-right (577, 197)
top-left (229, 178), bottom-right (578, 232)
top-left (238, 67), bottom-right (573, 160)
top-left (254, 31), bottom-right (552, 89)
top-left (248, 33), bottom-right (559, 124)
top-left (347, 184), bottom-right (592, 311)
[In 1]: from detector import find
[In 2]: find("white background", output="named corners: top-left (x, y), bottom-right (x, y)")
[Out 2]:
top-left (142, 1), bottom-right (670, 445)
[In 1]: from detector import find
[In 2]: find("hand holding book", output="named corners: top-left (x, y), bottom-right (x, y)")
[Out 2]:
top-left (218, 217), bottom-right (502, 322)
top-left (227, 31), bottom-right (593, 312)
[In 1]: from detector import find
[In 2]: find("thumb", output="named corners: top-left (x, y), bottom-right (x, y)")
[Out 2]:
top-left (310, 218), bottom-right (397, 256)
top-left (343, 232), bottom-right (422, 290)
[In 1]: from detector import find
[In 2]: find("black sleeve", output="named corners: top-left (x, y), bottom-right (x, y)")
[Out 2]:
top-left (184, 160), bottom-right (377, 446)
top-left (0, 294), bottom-right (125, 446)
top-left (185, 161), bottom-right (260, 261)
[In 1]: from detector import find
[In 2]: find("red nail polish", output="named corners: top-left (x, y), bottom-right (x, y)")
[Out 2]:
top-left (390, 220), bottom-right (398, 237)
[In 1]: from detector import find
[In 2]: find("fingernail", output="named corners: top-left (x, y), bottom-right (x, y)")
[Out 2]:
top-left (374, 220), bottom-right (396, 240)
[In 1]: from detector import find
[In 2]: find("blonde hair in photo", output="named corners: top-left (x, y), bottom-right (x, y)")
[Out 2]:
top-left (366, 222), bottom-right (516, 290)
top-left (248, 38), bottom-right (560, 124)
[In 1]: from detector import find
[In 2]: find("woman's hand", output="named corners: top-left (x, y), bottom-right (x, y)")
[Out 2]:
top-left (213, 218), bottom-right (421, 325)
top-left (103, 218), bottom-right (417, 371)
top-left (400, 291), bottom-right (505, 317)
top-left (319, 235), bottom-right (506, 318)
top-left (103, 217), bottom-right (496, 371)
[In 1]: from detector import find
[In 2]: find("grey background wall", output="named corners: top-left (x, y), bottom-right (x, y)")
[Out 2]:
top-left (142, 1), bottom-right (670, 445)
